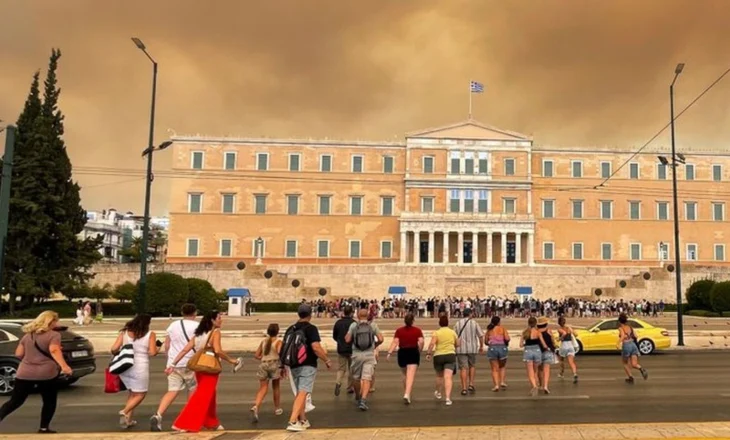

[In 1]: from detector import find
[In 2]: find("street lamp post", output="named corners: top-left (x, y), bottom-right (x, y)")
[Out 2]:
top-left (132, 37), bottom-right (160, 314)
top-left (255, 237), bottom-right (264, 265)
top-left (669, 62), bottom-right (685, 346)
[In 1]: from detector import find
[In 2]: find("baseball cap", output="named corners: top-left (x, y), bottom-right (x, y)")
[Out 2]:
top-left (298, 303), bottom-right (312, 317)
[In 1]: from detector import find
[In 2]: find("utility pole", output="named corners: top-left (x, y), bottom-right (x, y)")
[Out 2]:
top-left (0, 125), bottom-right (17, 309)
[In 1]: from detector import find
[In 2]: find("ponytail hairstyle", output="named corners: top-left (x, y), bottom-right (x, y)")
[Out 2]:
top-left (522, 316), bottom-right (537, 339)
top-left (264, 323), bottom-right (280, 356)
top-left (487, 316), bottom-right (500, 331)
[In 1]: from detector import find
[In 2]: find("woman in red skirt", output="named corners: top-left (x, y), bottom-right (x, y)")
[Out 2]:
top-left (166, 311), bottom-right (243, 432)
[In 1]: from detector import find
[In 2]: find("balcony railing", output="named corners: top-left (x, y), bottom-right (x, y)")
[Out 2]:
top-left (400, 211), bottom-right (535, 222)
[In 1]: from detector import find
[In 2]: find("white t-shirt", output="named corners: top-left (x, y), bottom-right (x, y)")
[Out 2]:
top-left (166, 319), bottom-right (198, 368)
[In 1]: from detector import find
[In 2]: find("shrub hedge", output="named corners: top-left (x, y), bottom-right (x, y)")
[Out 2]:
top-left (710, 281), bottom-right (730, 313)
top-left (686, 279), bottom-right (716, 311)
top-left (687, 309), bottom-right (721, 317)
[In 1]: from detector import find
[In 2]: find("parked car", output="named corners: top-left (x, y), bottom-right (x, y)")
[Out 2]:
top-left (573, 318), bottom-right (671, 355)
top-left (0, 322), bottom-right (96, 396)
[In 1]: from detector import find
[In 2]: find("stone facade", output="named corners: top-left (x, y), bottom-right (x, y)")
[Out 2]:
top-left (90, 262), bottom-right (730, 302)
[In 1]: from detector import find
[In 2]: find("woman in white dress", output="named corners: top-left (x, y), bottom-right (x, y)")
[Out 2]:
top-left (110, 314), bottom-right (159, 428)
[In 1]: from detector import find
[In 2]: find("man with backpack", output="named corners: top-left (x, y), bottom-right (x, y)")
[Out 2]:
top-left (332, 306), bottom-right (356, 396)
top-left (280, 304), bottom-right (331, 432)
top-left (345, 308), bottom-right (384, 411)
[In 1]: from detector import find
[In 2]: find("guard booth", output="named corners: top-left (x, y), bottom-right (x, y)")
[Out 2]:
top-left (515, 286), bottom-right (533, 303)
top-left (388, 286), bottom-right (407, 299)
top-left (227, 288), bottom-right (251, 316)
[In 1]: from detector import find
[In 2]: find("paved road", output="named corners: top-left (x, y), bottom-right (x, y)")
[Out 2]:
top-left (1, 351), bottom-right (730, 434)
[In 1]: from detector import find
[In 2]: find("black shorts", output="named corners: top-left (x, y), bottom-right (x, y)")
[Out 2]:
top-left (397, 347), bottom-right (421, 368)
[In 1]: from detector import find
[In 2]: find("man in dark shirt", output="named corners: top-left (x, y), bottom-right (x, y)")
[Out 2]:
top-left (285, 304), bottom-right (331, 432)
top-left (332, 306), bottom-right (355, 396)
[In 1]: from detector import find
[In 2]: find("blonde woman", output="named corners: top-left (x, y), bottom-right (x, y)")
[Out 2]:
top-left (0, 311), bottom-right (72, 434)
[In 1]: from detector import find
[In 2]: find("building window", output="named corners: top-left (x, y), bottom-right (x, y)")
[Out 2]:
top-left (188, 193), bottom-right (202, 213)
top-left (657, 163), bottom-right (667, 180)
top-left (503, 198), bottom-right (516, 215)
top-left (478, 190), bottom-right (488, 213)
top-left (572, 242), bottom-right (583, 260)
top-left (600, 161), bottom-right (612, 179)
top-left (571, 161), bottom-right (583, 178)
top-left (285, 240), bottom-right (297, 258)
top-left (449, 189), bottom-right (460, 213)
top-left (220, 239), bottom-right (232, 257)
top-left (352, 155), bottom-right (364, 173)
top-left (252, 238), bottom-right (266, 258)
top-left (224, 152), bottom-right (236, 170)
top-left (383, 156), bottom-right (394, 174)
top-left (629, 162), bottom-right (640, 179)
top-left (600, 200), bottom-right (613, 220)
top-left (286, 195), bottom-right (299, 215)
top-left (713, 202), bottom-right (725, 221)
top-left (254, 194), bottom-right (267, 214)
top-left (686, 243), bottom-right (698, 261)
top-left (221, 194), bottom-right (236, 214)
top-left (318, 195), bottom-right (331, 215)
top-left (543, 242), bottom-right (554, 260)
top-left (715, 244), bottom-right (725, 261)
top-left (630, 243), bottom-right (642, 260)
top-left (463, 190), bottom-right (474, 212)
top-left (685, 163), bottom-right (695, 180)
top-left (350, 196), bottom-right (363, 215)
top-left (256, 153), bottom-right (269, 171)
top-left (542, 199), bottom-right (555, 219)
top-left (659, 242), bottom-right (670, 260)
top-left (349, 240), bottom-right (361, 258)
top-left (450, 151), bottom-right (460, 175)
top-left (186, 238), bottom-right (199, 257)
top-left (381, 241), bottom-right (392, 259)
top-left (191, 151), bottom-right (204, 170)
top-left (478, 152), bottom-right (488, 175)
top-left (685, 201), bottom-right (697, 221)
top-left (542, 160), bottom-right (554, 178)
top-left (713, 164), bottom-right (722, 182)
top-left (504, 158), bottom-right (515, 176)
top-left (572, 200), bottom-right (584, 219)
top-left (464, 152), bottom-right (475, 174)
top-left (381, 196), bottom-right (394, 216)
top-left (601, 243), bottom-right (612, 260)
top-left (317, 240), bottom-right (330, 258)
top-left (629, 201), bottom-right (641, 220)
top-left (423, 156), bottom-right (434, 174)
top-left (289, 153), bottom-right (301, 172)
top-left (657, 201), bottom-right (669, 220)
top-left (421, 197), bottom-right (434, 213)
top-left (320, 154), bottom-right (332, 172)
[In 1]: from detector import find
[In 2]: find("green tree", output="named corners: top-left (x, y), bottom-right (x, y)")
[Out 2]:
top-left (136, 272), bottom-right (188, 316)
top-left (710, 281), bottom-right (730, 313)
top-left (120, 229), bottom-right (166, 263)
top-left (119, 237), bottom-right (144, 263)
top-left (186, 278), bottom-right (220, 314)
top-left (113, 281), bottom-right (137, 303)
top-left (2, 49), bottom-right (102, 312)
top-left (686, 279), bottom-right (716, 311)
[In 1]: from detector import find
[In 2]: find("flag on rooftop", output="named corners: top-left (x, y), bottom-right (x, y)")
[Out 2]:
top-left (470, 80), bottom-right (484, 93)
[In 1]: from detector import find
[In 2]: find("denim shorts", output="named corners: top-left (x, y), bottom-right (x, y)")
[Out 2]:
top-left (291, 365), bottom-right (317, 393)
top-left (542, 350), bottom-right (556, 365)
top-left (622, 341), bottom-right (640, 359)
top-left (487, 345), bottom-right (508, 361)
top-left (523, 346), bottom-right (542, 363)
top-left (559, 341), bottom-right (576, 358)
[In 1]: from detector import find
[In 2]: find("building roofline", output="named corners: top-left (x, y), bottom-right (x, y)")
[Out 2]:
top-left (405, 119), bottom-right (533, 141)
top-left (170, 135), bottom-right (406, 148)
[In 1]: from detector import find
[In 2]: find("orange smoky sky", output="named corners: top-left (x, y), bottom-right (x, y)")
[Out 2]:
top-left (1, 0), bottom-right (730, 216)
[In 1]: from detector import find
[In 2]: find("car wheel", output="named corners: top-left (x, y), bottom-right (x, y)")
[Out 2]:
top-left (638, 339), bottom-right (655, 355)
top-left (0, 361), bottom-right (18, 396)
top-left (576, 340), bottom-right (583, 355)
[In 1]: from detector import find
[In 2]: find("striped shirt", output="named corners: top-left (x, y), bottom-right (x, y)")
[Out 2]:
top-left (454, 318), bottom-right (484, 354)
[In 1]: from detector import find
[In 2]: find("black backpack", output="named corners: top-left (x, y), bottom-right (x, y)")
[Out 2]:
top-left (280, 324), bottom-right (309, 368)
top-left (353, 322), bottom-right (374, 351)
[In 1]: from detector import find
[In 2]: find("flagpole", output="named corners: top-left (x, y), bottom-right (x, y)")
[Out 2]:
top-left (468, 82), bottom-right (472, 119)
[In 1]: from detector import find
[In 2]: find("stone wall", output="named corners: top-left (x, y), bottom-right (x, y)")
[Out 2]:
top-left (89, 262), bottom-right (730, 302)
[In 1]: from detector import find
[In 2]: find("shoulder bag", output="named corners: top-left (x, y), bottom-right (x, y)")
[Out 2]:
top-left (180, 320), bottom-right (196, 353)
top-left (31, 333), bottom-right (61, 378)
top-left (187, 330), bottom-right (222, 374)
top-left (109, 332), bottom-right (135, 375)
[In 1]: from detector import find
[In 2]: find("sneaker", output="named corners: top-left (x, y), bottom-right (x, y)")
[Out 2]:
top-left (233, 358), bottom-right (244, 373)
top-left (286, 422), bottom-right (305, 432)
top-left (37, 429), bottom-right (57, 434)
top-left (640, 368), bottom-right (649, 380)
top-left (301, 420), bottom-right (311, 429)
top-left (403, 395), bottom-right (411, 405)
top-left (274, 408), bottom-right (283, 416)
top-left (150, 413), bottom-right (162, 432)
top-left (573, 375), bottom-right (579, 384)
top-left (305, 395), bottom-right (315, 413)
top-left (172, 425), bottom-right (187, 433)
top-left (445, 399), bottom-right (453, 406)
top-left (625, 376), bottom-right (635, 383)
top-left (557, 373), bottom-right (564, 379)
top-left (118, 411), bottom-right (128, 428)
top-left (215, 425), bottom-right (225, 431)
top-left (334, 383), bottom-right (341, 396)
top-left (500, 383), bottom-right (508, 389)
top-left (543, 388), bottom-right (551, 395)
top-left (250, 406), bottom-right (259, 423)
top-left (358, 399), bottom-right (369, 411)
top-left (530, 387), bottom-right (539, 397)
top-left (434, 390), bottom-right (442, 400)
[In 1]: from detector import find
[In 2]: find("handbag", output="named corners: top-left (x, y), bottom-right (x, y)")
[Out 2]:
top-left (187, 331), bottom-right (222, 374)
top-left (104, 367), bottom-right (126, 393)
top-left (109, 333), bottom-right (135, 375)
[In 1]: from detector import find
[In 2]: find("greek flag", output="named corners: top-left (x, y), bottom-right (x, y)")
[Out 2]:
top-left (470, 81), bottom-right (484, 93)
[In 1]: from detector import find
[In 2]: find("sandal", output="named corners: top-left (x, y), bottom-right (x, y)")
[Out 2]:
top-left (468, 385), bottom-right (476, 393)
top-left (460, 389), bottom-right (468, 396)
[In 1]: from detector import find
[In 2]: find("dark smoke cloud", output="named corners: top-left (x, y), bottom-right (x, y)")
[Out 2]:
top-left (1, 0), bottom-right (729, 215)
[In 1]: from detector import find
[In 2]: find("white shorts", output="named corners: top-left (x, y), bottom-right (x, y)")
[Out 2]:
top-left (167, 368), bottom-right (196, 392)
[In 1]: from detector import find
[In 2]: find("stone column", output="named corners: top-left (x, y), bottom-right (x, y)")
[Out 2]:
top-left (472, 232), bottom-right (479, 264)
top-left (412, 231), bottom-right (420, 264)
top-left (458, 231), bottom-right (464, 264)
top-left (501, 231), bottom-right (508, 264)
top-left (442, 232), bottom-right (449, 264)
top-left (400, 231), bottom-right (407, 263)
top-left (428, 231), bottom-right (435, 264)
top-left (527, 231), bottom-right (535, 265)
top-left (486, 232), bottom-right (493, 264)
top-left (515, 232), bottom-right (522, 264)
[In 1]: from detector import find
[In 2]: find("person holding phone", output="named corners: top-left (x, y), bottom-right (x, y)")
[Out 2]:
top-left (0, 311), bottom-right (72, 434)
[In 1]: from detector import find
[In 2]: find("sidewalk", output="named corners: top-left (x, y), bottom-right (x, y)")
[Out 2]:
top-left (3, 422), bottom-right (730, 439)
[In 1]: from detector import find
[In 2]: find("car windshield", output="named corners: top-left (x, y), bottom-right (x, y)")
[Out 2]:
top-left (586, 320), bottom-right (605, 330)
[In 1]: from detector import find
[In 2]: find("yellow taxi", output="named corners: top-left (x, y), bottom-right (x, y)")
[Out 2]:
top-left (573, 318), bottom-right (671, 355)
